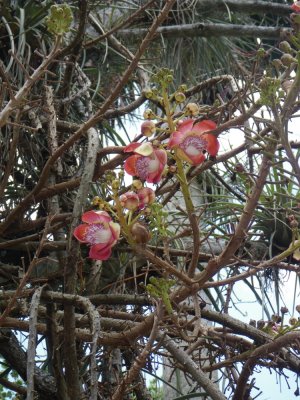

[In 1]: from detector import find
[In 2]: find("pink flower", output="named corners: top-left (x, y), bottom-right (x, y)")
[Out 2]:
top-left (168, 119), bottom-right (219, 165)
top-left (141, 120), bottom-right (156, 137)
top-left (119, 191), bottom-right (139, 210)
top-left (73, 210), bottom-right (120, 260)
top-left (291, 2), bottom-right (300, 12)
top-left (137, 187), bottom-right (155, 209)
top-left (124, 142), bottom-right (167, 183)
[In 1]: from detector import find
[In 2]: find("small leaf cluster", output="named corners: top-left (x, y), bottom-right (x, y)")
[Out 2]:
top-left (146, 276), bottom-right (176, 315)
top-left (45, 4), bottom-right (73, 36)
top-left (258, 77), bottom-right (281, 106)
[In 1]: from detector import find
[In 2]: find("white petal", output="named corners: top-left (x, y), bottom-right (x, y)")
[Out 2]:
top-left (148, 159), bottom-right (159, 172)
top-left (185, 145), bottom-right (200, 156)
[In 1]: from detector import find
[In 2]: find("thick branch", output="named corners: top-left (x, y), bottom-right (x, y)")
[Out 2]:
top-left (159, 333), bottom-right (226, 400)
top-left (118, 22), bottom-right (291, 40)
top-left (190, 0), bottom-right (291, 16)
top-left (0, 330), bottom-right (57, 400)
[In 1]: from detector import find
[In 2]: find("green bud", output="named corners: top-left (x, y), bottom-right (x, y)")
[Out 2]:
top-left (272, 59), bottom-right (283, 69)
top-left (279, 41), bottom-right (292, 53)
top-left (289, 317), bottom-right (298, 326)
top-left (281, 306), bottom-right (289, 314)
top-left (185, 102), bottom-right (199, 116)
top-left (174, 92), bottom-right (186, 103)
top-left (178, 84), bottom-right (187, 92)
top-left (111, 179), bottom-right (120, 190)
top-left (281, 53), bottom-right (297, 66)
top-left (144, 90), bottom-right (154, 99)
top-left (143, 109), bottom-right (156, 120)
top-left (257, 47), bottom-right (266, 58)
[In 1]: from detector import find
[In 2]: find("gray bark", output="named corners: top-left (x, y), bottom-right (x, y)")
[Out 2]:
top-left (119, 22), bottom-right (291, 39)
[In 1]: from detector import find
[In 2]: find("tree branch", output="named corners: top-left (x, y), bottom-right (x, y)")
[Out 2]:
top-left (118, 22), bottom-right (291, 40)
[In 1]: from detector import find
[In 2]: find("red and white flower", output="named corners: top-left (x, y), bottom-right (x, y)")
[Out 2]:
top-left (124, 142), bottom-right (167, 183)
top-left (168, 119), bottom-right (219, 165)
top-left (73, 210), bottom-right (120, 260)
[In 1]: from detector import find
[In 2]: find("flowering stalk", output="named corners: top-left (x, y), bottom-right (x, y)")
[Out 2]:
top-left (162, 84), bottom-right (195, 215)
top-left (111, 181), bottom-right (131, 241)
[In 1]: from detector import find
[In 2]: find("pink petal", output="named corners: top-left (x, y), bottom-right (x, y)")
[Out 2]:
top-left (73, 224), bottom-right (89, 243)
top-left (193, 119), bottom-right (216, 134)
top-left (177, 119), bottom-right (194, 134)
top-left (82, 210), bottom-right (111, 224)
top-left (124, 155), bottom-right (139, 176)
top-left (291, 2), bottom-right (300, 12)
top-left (154, 149), bottom-right (167, 165)
top-left (89, 243), bottom-right (112, 260)
top-left (124, 142), bottom-right (141, 152)
top-left (168, 131), bottom-right (183, 148)
top-left (202, 133), bottom-right (220, 156)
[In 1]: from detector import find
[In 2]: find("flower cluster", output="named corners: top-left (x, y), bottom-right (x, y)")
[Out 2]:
top-left (123, 116), bottom-right (219, 183)
top-left (74, 71), bottom-right (221, 263)
top-left (120, 187), bottom-right (155, 210)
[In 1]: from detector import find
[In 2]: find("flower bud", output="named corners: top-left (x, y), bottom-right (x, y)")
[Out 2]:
top-left (281, 306), bottom-right (289, 314)
top-left (143, 109), bottom-right (156, 120)
top-left (257, 47), bottom-right (266, 58)
top-left (92, 196), bottom-right (101, 206)
top-left (289, 317), bottom-right (298, 326)
top-left (296, 305), bottom-right (300, 314)
top-left (143, 207), bottom-right (151, 216)
top-left (141, 120), bottom-right (156, 137)
top-left (137, 187), bottom-right (155, 209)
top-left (174, 92), bottom-right (186, 103)
top-left (279, 41), bottom-right (292, 53)
top-left (119, 191), bottom-right (139, 210)
top-left (130, 221), bottom-right (151, 244)
top-left (257, 320), bottom-right (265, 330)
top-left (132, 179), bottom-right (143, 190)
top-left (272, 59), bottom-right (283, 69)
top-left (144, 90), bottom-right (154, 99)
top-left (288, 214), bottom-right (298, 229)
top-left (235, 163), bottom-right (246, 173)
top-left (111, 179), bottom-right (120, 190)
top-left (281, 53), bottom-right (297, 66)
top-left (272, 315), bottom-right (281, 323)
top-left (178, 84), bottom-right (187, 92)
top-left (185, 103), bottom-right (200, 116)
